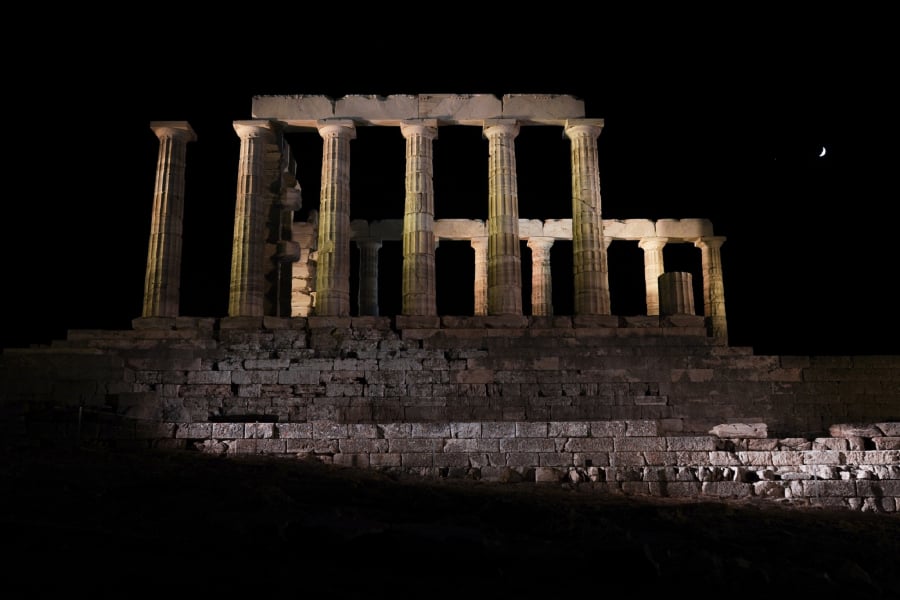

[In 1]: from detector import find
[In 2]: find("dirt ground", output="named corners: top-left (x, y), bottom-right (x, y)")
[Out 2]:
top-left (3, 443), bottom-right (899, 598)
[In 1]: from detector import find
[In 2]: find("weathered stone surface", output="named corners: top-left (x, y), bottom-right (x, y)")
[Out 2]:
top-left (710, 423), bottom-right (768, 438)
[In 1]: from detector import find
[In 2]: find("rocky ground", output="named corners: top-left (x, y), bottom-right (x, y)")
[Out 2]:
top-left (3, 443), bottom-right (899, 598)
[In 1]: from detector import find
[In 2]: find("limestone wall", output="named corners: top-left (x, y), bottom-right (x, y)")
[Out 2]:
top-left (2, 318), bottom-right (898, 511)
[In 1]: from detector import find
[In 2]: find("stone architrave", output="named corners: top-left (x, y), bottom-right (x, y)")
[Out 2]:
top-left (400, 120), bottom-right (438, 316)
top-left (142, 121), bottom-right (196, 318)
top-left (695, 236), bottom-right (728, 341)
top-left (483, 120), bottom-right (522, 315)
top-left (470, 237), bottom-right (488, 316)
top-left (228, 121), bottom-right (276, 317)
top-left (565, 120), bottom-right (610, 315)
top-left (357, 239), bottom-right (382, 316)
top-left (638, 237), bottom-right (668, 316)
top-left (527, 237), bottom-right (555, 316)
top-left (314, 120), bottom-right (356, 316)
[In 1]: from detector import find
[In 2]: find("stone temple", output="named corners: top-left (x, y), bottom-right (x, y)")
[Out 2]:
top-left (2, 94), bottom-right (898, 512)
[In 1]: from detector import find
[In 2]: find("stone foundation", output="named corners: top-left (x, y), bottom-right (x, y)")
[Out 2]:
top-left (3, 317), bottom-right (899, 512)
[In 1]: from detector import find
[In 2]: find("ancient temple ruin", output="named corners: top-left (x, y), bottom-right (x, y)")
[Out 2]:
top-left (4, 94), bottom-right (897, 513)
top-left (144, 94), bottom-right (727, 338)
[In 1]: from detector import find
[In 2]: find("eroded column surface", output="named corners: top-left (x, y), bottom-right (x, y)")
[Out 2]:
top-left (638, 237), bottom-right (667, 316)
top-left (484, 120), bottom-right (522, 315)
top-left (400, 120), bottom-right (438, 316)
top-left (471, 237), bottom-right (488, 316)
top-left (314, 120), bottom-right (356, 316)
top-left (565, 120), bottom-right (610, 315)
top-left (527, 237), bottom-right (554, 316)
top-left (228, 121), bottom-right (275, 317)
top-left (357, 239), bottom-right (381, 316)
top-left (142, 121), bottom-right (196, 318)
top-left (695, 236), bottom-right (728, 341)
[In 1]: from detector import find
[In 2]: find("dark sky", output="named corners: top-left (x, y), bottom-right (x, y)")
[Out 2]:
top-left (3, 15), bottom-right (896, 356)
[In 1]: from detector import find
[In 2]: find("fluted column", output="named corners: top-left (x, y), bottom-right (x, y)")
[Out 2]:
top-left (228, 121), bottom-right (275, 317)
top-left (527, 237), bottom-right (554, 316)
top-left (565, 120), bottom-right (610, 315)
top-left (483, 120), bottom-right (522, 315)
top-left (142, 121), bottom-right (196, 318)
top-left (314, 120), bottom-right (356, 316)
top-left (357, 239), bottom-right (381, 316)
top-left (638, 237), bottom-right (668, 316)
top-left (400, 120), bottom-right (438, 316)
top-left (695, 236), bottom-right (728, 341)
top-left (470, 236), bottom-right (488, 316)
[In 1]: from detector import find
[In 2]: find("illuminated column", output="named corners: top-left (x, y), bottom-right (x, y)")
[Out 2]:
top-left (471, 236), bottom-right (488, 316)
top-left (695, 236), bottom-right (728, 341)
top-left (483, 120), bottom-right (522, 315)
top-left (565, 120), bottom-right (610, 315)
top-left (228, 121), bottom-right (275, 317)
top-left (357, 239), bottom-right (381, 316)
top-left (142, 121), bottom-right (196, 318)
top-left (314, 120), bottom-right (356, 316)
top-left (400, 120), bottom-right (438, 316)
top-left (638, 237), bottom-right (668, 316)
top-left (527, 237), bottom-right (554, 316)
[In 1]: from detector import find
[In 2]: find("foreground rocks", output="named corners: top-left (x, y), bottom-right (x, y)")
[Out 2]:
top-left (2, 444), bottom-right (898, 597)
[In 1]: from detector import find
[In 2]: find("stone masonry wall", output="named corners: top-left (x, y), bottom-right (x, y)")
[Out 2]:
top-left (2, 316), bottom-right (899, 512)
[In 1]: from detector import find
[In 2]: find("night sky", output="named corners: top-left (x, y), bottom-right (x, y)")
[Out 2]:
top-left (3, 16), bottom-right (896, 356)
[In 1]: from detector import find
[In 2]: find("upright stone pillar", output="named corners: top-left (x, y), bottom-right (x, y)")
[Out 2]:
top-left (357, 239), bottom-right (381, 316)
top-left (228, 121), bottom-right (275, 317)
top-left (471, 237), bottom-right (488, 316)
top-left (565, 120), bottom-right (610, 315)
top-left (695, 236), bottom-right (728, 341)
top-left (638, 237), bottom-right (668, 316)
top-left (527, 237), bottom-right (554, 316)
top-left (400, 120), bottom-right (438, 316)
top-left (483, 120), bottom-right (522, 315)
top-left (659, 272), bottom-right (695, 315)
top-left (314, 120), bottom-right (356, 316)
top-left (142, 121), bottom-right (196, 318)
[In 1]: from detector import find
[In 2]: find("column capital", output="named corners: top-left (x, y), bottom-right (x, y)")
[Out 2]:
top-left (400, 119), bottom-right (438, 139)
top-left (150, 121), bottom-right (197, 143)
top-left (316, 119), bottom-right (357, 139)
top-left (232, 120), bottom-right (276, 141)
top-left (638, 237), bottom-right (669, 251)
top-left (564, 119), bottom-right (605, 140)
top-left (527, 236), bottom-right (555, 252)
top-left (470, 236), bottom-right (488, 251)
top-left (482, 119), bottom-right (519, 139)
top-left (356, 237), bottom-right (383, 250)
top-left (695, 236), bottom-right (726, 250)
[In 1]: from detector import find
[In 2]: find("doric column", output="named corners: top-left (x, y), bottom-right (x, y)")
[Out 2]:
top-left (483, 120), bottom-right (522, 315)
top-left (527, 237), bottom-right (554, 316)
top-left (638, 237), bottom-right (668, 316)
top-left (400, 120), bottom-right (438, 316)
top-left (565, 120), bottom-right (610, 315)
top-left (470, 236), bottom-right (488, 316)
top-left (142, 121), bottom-right (196, 318)
top-left (314, 120), bottom-right (356, 316)
top-left (228, 120), bottom-right (275, 317)
top-left (695, 236), bottom-right (728, 341)
top-left (357, 239), bottom-right (381, 316)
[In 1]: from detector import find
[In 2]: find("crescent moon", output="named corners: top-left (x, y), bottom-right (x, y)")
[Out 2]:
top-left (819, 146), bottom-right (826, 157)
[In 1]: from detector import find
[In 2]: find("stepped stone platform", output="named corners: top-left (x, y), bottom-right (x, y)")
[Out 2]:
top-left (3, 316), bottom-right (898, 512)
